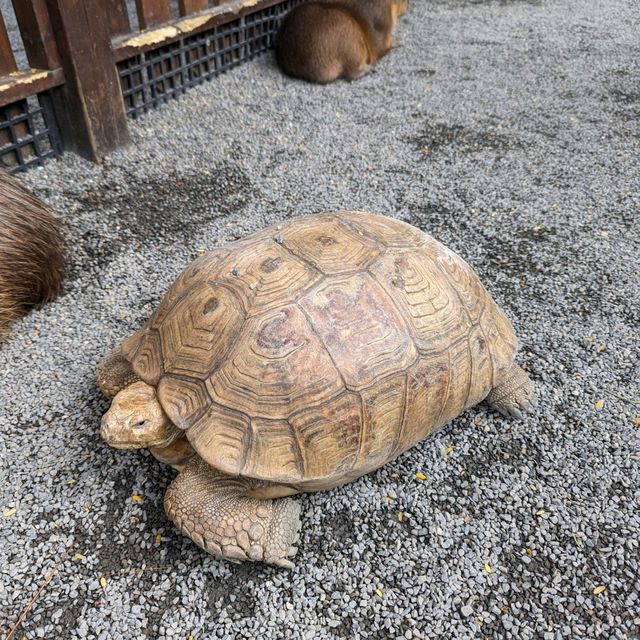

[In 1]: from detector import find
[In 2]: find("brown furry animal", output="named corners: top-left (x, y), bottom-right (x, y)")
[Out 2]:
top-left (0, 169), bottom-right (63, 343)
top-left (275, 0), bottom-right (408, 83)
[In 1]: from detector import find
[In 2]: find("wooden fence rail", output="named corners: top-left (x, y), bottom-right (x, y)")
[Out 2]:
top-left (0, 3), bottom-right (64, 104)
top-left (0, 0), bottom-right (297, 170)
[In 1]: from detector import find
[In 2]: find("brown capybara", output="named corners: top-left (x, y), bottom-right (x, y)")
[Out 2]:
top-left (0, 169), bottom-right (63, 343)
top-left (275, 0), bottom-right (408, 83)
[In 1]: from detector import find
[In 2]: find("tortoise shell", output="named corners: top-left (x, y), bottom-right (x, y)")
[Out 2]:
top-left (120, 211), bottom-right (517, 489)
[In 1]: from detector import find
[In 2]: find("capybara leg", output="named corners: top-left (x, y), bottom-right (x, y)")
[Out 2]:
top-left (344, 62), bottom-right (371, 81)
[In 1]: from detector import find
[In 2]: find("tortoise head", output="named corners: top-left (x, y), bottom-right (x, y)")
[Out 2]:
top-left (100, 381), bottom-right (181, 449)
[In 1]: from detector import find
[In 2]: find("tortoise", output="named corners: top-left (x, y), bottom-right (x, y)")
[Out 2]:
top-left (98, 211), bottom-right (536, 568)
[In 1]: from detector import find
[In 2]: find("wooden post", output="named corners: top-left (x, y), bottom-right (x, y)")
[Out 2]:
top-left (108, 0), bottom-right (132, 37)
top-left (11, 0), bottom-right (61, 70)
top-left (135, 0), bottom-right (173, 29)
top-left (10, 0), bottom-right (63, 161)
top-left (43, 0), bottom-right (130, 161)
top-left (0, 15), bottom-right (17, 73)
top-left (178, 0), bottom-right (209, 16)
top-left (0, 13), bottom-right (20, 163)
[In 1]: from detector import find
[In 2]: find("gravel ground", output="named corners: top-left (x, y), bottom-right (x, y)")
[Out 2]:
top-left (1, 0), bottom-right (639, 638)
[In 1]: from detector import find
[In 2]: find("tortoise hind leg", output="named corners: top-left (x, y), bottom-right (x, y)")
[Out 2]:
top-left (164, 457), bottom-right (301, 568)
top-left (485, 363), bottom-right (536, 419)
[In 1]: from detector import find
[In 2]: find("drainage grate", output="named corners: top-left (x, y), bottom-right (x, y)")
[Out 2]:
top-left (0, 94), bottom-right (61, 172)
top-left (118, 0), bottom-right (302, 118)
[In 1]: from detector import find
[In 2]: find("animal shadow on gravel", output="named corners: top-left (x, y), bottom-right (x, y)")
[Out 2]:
top-left (62, 163), bottom-right (254, 283)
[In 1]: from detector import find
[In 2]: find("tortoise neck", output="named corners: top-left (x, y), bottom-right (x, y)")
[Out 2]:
top-left (151, 421), bottom-right (183, 448)
top-left (149, 430), bottom-right (194, 470)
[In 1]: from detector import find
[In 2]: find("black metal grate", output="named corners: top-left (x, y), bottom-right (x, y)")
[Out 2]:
top-left (119, 0), bottom-right (302, 118)
top-left (0, 94), bottom-right (61, 172)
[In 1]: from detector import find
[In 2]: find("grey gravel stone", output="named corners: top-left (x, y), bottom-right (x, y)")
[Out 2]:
top-left (0, 0), bottom-right (639, 638)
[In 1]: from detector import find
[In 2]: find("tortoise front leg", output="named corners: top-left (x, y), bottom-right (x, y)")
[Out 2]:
top-left (96, 343), bottom-right (140, 398)
top-left (164, 457), bottom-right (301, 568)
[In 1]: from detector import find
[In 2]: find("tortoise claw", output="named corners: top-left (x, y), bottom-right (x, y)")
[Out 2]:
top-left (273, 557), bottom-right (295, 570)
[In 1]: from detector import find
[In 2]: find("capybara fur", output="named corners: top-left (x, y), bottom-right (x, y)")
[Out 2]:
top-left (0, 169), bottom-right (63, 343)
top-left (275, 0), bottom-right (408, 83)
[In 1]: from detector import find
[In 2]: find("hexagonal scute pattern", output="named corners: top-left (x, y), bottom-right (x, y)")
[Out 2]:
top-left (281, 215), bottom-right (383, 275)
top-left (338, 210), bottom-right (428, 248)
top-left (120, 325), bottom-right (146, 361)
top-left (243, 418), bottom-right (304, 483)
top-left (149, 249), bottom-right (229, 330)
top-left (289, 391), bottom-right (362, 483)
top-left (466, 323), bottom-right (496, 408)
top-left (159, 283), bottom-right (244, 378)
top-left (130, 328), bottom-right (163, 385)
top-left (213, 238), bottom-right (322, 316)
top-left (444, 336), bottom-right (476, 417)
top-left (113, 212), bottom-right (521, 489)
top-left (206, 305), bottom-right (344, 420)
top-left (187, 402), bottom-right (251, 475)
top-left (357, 372), bottom-right (406, 474)
top-left (299, 273), bottom-right (418, 390)
top-left (428, 240), bottom-right (486, 321)
top-left (400, 331), bottom-right (494, 457)
top-left (158, 375), bottom-right (210, 430)
top-left (369, 248), bottom-right (471, 354)
top-left (401, 350), bottom-right (453, 452)
top-left (478, 296), bottom-right (518, 385)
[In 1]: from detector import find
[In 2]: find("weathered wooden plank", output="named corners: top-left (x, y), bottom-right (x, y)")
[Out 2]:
top-left (45, 0), bottom-right (130, 160)
top-left (179, 0), bottom-right (209, 16)
top-left (114, 0), bottom-right (284, 61)
top-left (136, 0), bottom-right (173, 29)
top-left (12, 0), bottom-right (61, 70)
top-left (0, 13), bottom-right (17, 74)
top-left (108, 0), bottom-right (132, 36)
top-left (0, 67), bottom-right (64, 107)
